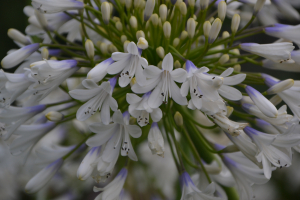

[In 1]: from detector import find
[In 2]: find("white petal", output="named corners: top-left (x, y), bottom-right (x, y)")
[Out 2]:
top-left (180, 81), bottom-right (190, 97)
top-left (162, 53), bottom-right (173, 71)
top-left (143, 65), bottom-right (162, 78)
top-left (131, 77), bottom-right (160, 94)
top-left (126, 125), bottom-right (142, 138)
top-left (126, 93), bottom-right (142, 104)
top-left (112, 110), bottom-right (124, 124)
top-left (111, 52), bottom-right (129, 61)
top-left (148, 82), bottom-right (163, 108)
top-left (223, 74), bottom-right (246, 85)
top-left (150, 108), bottom-right (162, 122)
top-left (220, 68), bottom-right (234, 77)
top-left (218, 85), bottom-right (243, 101)
top-left (170, 68), bottom-right (187, 83)
top-left (127, 42), bottom-right (139, 55)
top-left (170, 80), bottom-right (187, 105)
top-left (82, 79), bottom-right (98, 89)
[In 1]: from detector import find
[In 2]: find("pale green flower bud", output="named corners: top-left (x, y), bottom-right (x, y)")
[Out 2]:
top-left (179, 2), bottom-right (187, 15)
top-left (151, 14), bottom-right (159, 26)
top-left (137, 37), bottom-right (148, 49)
top-left (209, 17), bottom-right (215, 23)
top-left (100, 43), bottom-right (108, 54)
top-left (85, 39), bottom-right (94, 60)
top-left (159, 4), bottom-right (168, 22)
top-left (41, 48), bottom-right (49, 60)
top-left (174, 60), bottom-right (181, 68)
top-left (123, 40), bottom-right (130, 53)
top-left (200, 0), bottom-right (209, 10)
top-left (226, 106), bottom-right (234, 117)
top-left (121, 35), bottom-right (127, 43)
top-left (254, 0), bottom-right (266, 15)
top-left (266, 79), bottom-right (294, 95)
top-left (222, 31), bottom-right (230, 39)
top-left (231, 14), bottom-right (240, 34)
top-left (163, 21), bottom-right (171, 38)
top-left (112, 16), bottom-right (120, 22)
top-left (116, 21), bottom-right (123, 31)
top-left (136, 30), bottom-right (145, 40)
top-left (134, 0), bottom-right (141, 8)
top-left (101, 2), bottom-right (111, 25)
top-left (156, 46), bottom-right (165, 59)
top-left (7, 28), bottom-right (30, 45)
top-left (125, 0), bottom-right (132, 9)
top-left (181, 30), bottom-right (188, 40)
top-left (218, 54), bottom-right (229, 64)
top-left (35, 10), bottom-right (49, 30)
top-left (157, 61), bottom-right (162, 69)
top-left (233, 64), bottom-right (241, 72)
top-left (218, 1), bottom-right (227, 21)
top-left (188, 0), bottom-right (195, 8)
top-left (130, 16), bottom-right (138, 29)
top-left (269, 95), bottom-right (282, 106)
top-left (46, 111), bottom-right (64, 122)
top-left (173, 38), bottom-right (180, 47)
top-left (144, 0), bottom-right (155, 21)
top-left (208, 18), bottom-right (222, 43)
top-left (203, 21), bottom-right (211, 37)
top-left (174, 111), bottom-right (183, 126)
top-left (187, 18), bottom-right (196, 38)
top-left (108, 44), bottom-right (118, 53)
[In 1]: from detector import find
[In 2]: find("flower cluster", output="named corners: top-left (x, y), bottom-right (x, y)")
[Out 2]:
top-left (1, 0), bottom-right (300, 199)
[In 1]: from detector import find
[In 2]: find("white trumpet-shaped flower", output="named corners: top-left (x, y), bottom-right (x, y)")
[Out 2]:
top-left (77, 146), bottom-right (102, 181)
top-left (240, 42), bottom-right (295, 63)
top-left (107, 42), bottom-right (148, 87)
top-left (263, 74), bottom-right (300, 119)
top-left (265, 24), bottom-right (300, 47)
top-left (132, 53), bottom-right (187, 108)
top-left (93, 168), bottom-right (128, 200)
top-left (212, 112), bottom-right (248, 136)
top-left (180, 171), bottom-right (225, 200)
top-left (244, 126), bottom-right (294, 179)
top-left (242, 103), bottom-right (293, 128)
top-left (263, 50), bottom-right (300, 72)
top-left (32, 0), bottom-right (84, 14)
top-left (0, 104), bottom-right (46, 140)
top-left (148, 122), bottom-right (164, 157)
top-left (127, 92), bottom-right (162, 127)
top-left (25, 158), bottom-right (63, 193)
top-left (69, 77), bottom-right (118, 123)
top-left (86, 110), bottom-right (142, 160)
top-left (245, 85), bottom-right (278, 118)
top-left (1, 43), bottom-right (40, 69)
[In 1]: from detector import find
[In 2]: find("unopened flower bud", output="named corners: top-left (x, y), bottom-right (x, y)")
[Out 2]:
top-left (254, 0), bottom-right (266, 15)
top-left (125, 0), bottom-right (132, 9)
top-left (144, 0), bottom-right (155, 21)
top-left (269, 95), bottom-right (282, 106)
top-left (174, 60), bottom-right (181, 68)
top-left (50, 56), bottom-right (57, 60)
top-left (218, 54), bottom-right (229, 64)
top-left (137, 37), bottom-right (148, 49)
top-left (151, 14), bottom-right (159, 26)
top-left (266, 79), bottom-right (294, 95)
top-left (115, 21), bottom-right (123, 31)
top-left (181, 30), bottom-right (188, 40)
top-left (8, 29), bottom-right (30, 45)
top-left (203, 21), bottom-right (211, 37)
top-left (173, 38), bottom-right (180, 47)
top-left (200, 0), bottom-right (209, 10)
top-left (179, 2), bottom-right (187, 15)
top-left (209, 17), bottom-right (215, 23)
top-left (46, 111), bottom-right (64, 122)
top-left (35, 10), bottom-right (49, 30)
top-left (159, 4), bottom-right (168, 22)
top-left (157, 61), bottom-right (162, 69)
top-left (130, 16), bottom-right (138, 29)
top-left (41, 48), bottom-right (49, 60)
top-left (123, 40), bottom-right (130, 53)
top-left (134, 0), bottom-right (141, 8)
top-left (222, 31), bottom-right (230, 39)
top-left (108, 44), bottom-right (118, 53)
top-left (140, 0), bottom-right (146, 8)
top-left (121, 35), bottom-right (127, 43)
top-left (218, 1), bottom-right (227, 21)
top-left (85, 39), bottom-right (95, 60)
top-left (231, 14), bottom-right (240, 34)
top-left (129, 116), bottom-right (136, 125)
top-left (163, 21), bottom-right (171, 38)
top-left (188, 0), bottom-right (195, 7)
top-left (100, 42), bottom-right (108, 54)
top-left (112, 16), bottom-right (120, 22)
top-left (156, 46), bottom-right (165, 59)
top-left (174, 111), bottom-right (183, 126)
top-left (208, 18), bottom-right (222, 43)
top-left (226, 106), bottom-right (234, 117)
top-left (233, 64), bottom-right (241, 72)
top-left (101, 2), bottom-right (111, 25)
top-left (136, 30), bottom-right (145, 40)
top-left (187, 18), bottom-right (196, 38)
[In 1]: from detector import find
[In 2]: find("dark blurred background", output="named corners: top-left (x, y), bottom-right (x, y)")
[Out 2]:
top-left (1, 1), bottom-right (300, 200)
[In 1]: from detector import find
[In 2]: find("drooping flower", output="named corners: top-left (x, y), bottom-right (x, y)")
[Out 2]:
top-left (69, 77), bottom-right (118, 123)
top-left (212, 113), bottom-right (248, 136)
top-left (148, 122), bottom-right (164, 157)
top-left (265, 24), bottom-right (300, 47)
top-left (127, 92), bottom-right (162, 127)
